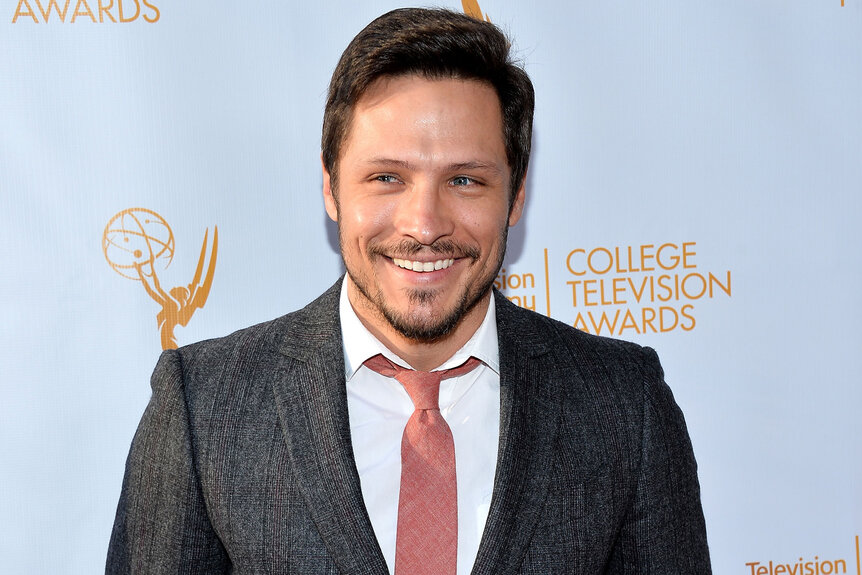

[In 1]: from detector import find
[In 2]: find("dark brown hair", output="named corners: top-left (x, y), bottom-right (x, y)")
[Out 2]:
top-left (322, 7), bottom-right (534, 203)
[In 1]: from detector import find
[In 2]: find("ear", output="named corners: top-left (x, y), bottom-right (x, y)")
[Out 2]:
top-left (322, 155), bottom-right (338, 222)
top-left (507, 173), bottom-right (527, 227)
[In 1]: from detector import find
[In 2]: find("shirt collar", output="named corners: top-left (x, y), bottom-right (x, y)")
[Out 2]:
top-left (338, 277), bottom-right (500, 381)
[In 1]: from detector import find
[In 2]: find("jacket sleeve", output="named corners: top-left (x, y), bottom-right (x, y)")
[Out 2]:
top-left (606, 347), bottom-right (712, 573)
top-left (106, 350), bottom-right (229, 574)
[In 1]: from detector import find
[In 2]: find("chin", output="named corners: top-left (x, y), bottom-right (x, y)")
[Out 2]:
top-left (382, 288), bottom-right (483, 343)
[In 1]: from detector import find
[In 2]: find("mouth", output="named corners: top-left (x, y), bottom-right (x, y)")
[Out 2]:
top-left (392, 257), bottom-right (456, 273)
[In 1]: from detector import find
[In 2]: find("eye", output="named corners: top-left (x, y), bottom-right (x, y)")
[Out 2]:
top-left (374, 174), bottom-right (400, 184)
top-left (451, 176), bottom-right (477, 186)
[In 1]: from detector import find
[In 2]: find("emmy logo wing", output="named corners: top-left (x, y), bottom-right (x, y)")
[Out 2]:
top-left (462, 0), bottom-right (490, 22)
top-left (178, 226), bottom-right (218, 328)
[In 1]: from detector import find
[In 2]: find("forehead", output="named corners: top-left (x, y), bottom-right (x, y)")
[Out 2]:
top-left (341, 74), bottom-right (506, 164)
top-left (357, 73), bottom-right (499, 108)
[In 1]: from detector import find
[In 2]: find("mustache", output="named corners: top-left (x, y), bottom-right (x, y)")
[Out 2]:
top-left (369, 239), bottom-right (480, 261)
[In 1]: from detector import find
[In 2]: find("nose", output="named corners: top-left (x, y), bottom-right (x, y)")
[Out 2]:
top-left (392, 179), bottom-right (454, 245)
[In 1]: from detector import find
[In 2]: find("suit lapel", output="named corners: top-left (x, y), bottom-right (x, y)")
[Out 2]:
top-left (270, 284), bottom-right (581, 575)
top-left (271, 280), bottom-right (389, 575)
top-left (471, 294), bottom-right (563, 575)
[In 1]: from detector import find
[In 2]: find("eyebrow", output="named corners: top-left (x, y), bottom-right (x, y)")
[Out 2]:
top-left (362, 157), bottom-right (504, 175)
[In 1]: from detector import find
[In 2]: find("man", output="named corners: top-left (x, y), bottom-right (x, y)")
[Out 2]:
top-left (107, 8), bottom-right (711, 574)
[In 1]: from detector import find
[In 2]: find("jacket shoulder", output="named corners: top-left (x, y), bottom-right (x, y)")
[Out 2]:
top-left (173, 278), bottom-right (343, 368)
top-left (149, 279), bottom-right (343, 407)
top-left (495, 291), bottom-right (661, 380)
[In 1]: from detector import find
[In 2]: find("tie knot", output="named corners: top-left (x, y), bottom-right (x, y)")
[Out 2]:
top-left (363, 354), bottom-right (482, 411)
top-left (397, 369), bottom-right (443, 410)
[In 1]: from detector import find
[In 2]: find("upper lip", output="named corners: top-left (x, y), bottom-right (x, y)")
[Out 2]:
top-left (390, 255), bottom-right (457, 263)
top-left (392, 256), bottom-right (456, 271)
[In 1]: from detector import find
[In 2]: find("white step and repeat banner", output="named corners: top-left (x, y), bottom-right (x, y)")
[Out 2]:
top-left (2, 0), bottom-right (860, 573)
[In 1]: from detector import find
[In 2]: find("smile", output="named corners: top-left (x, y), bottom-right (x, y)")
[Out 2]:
top-left (392, 257), bottom-right (455, 272)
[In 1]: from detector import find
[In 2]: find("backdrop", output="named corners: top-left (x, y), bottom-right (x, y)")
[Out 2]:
top-left (2, 0), bottom-right (860, 573)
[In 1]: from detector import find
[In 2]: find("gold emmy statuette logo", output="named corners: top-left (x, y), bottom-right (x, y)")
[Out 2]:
top-left (102, 208), bottom-right (218, 350)
top-left (462, 0), bottom-right (490, 21)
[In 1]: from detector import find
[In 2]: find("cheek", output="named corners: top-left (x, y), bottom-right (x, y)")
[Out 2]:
top-left (469, 211), bottom-right (509, 246)
top-left (351, 200), bottom-right (396, 234)
top-left (339, 205), bottom-right (391, 253)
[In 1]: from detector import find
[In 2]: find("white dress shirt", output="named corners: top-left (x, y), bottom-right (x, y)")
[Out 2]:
top-left (339, 280), bottom-right (501, 575)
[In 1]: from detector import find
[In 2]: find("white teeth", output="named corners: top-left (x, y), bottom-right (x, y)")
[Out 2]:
top-left (393, 258), bottom-right (455, 272)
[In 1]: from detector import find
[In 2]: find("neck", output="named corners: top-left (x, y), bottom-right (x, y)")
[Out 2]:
top-left (346, 277), bottom-right (490, 371)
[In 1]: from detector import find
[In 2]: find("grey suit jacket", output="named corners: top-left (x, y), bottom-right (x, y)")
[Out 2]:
top-left (107, 279), bottom-right (711, 574)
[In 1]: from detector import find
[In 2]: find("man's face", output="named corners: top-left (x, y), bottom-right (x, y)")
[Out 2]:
top-left (323, 75), bottom-right (525, 343)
